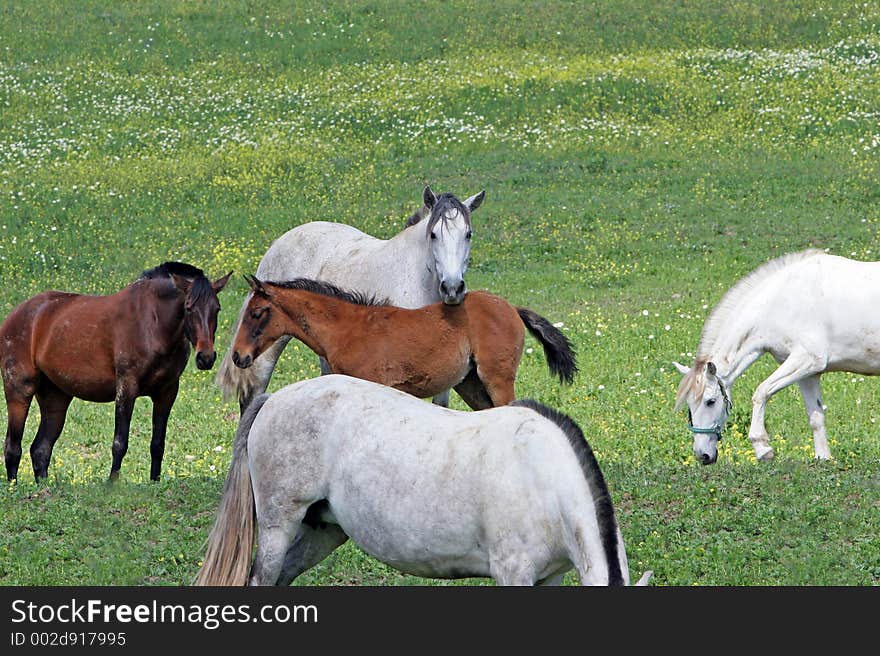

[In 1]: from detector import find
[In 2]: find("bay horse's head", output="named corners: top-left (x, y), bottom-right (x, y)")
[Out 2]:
top-left (165, 267), bottom-right (232, 370)
top-left (232, 276), bottom-right (286, 369)
top-left (407, 185), bottom-right (485, 306)
top-left (673, 359), bottom-right (732, 465)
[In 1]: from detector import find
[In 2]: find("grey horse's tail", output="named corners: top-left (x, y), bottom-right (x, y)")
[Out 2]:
top-left (516, 307), bottom-right (578, 384)
top-left (216, 292), bottom-right (261, 408)
top-left (195, 394), bottom-right (270, 586)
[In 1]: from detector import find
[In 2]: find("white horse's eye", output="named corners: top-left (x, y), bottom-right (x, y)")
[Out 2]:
top-left (465, 230), bottom-right (472, 240)
top-left (706, 398), bottom-right (716, 406)
top-left (430, 232), bottom-right (437, 240)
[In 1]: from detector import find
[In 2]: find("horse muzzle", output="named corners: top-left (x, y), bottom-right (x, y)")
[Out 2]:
top-left (232, 351), bottom-right (253, 369)
top-left (196, 350), bottom-right (217, 370)
top-left (440, 279), bottom-right (466, 305)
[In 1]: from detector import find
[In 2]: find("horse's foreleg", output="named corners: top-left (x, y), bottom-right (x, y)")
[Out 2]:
top-left (30, 383), bottom-right (72, 480)
top-left (109, 386), bottom-right (136, 481)
top-left (4, 394), bottom-right (33, 481)
top-left (149, 383), bottom-right (179, 482)
top-left (276, 522), bottom-right (349, 585)
top-left (240, 336), bottom-right (292, 414)
top-left (797, 375), bottom-right (831, 460)
top-left (749, 350), bottom-right (825, 462)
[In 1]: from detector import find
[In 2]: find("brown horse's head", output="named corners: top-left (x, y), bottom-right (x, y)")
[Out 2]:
top-left (169, 269), bottom-right (233, 370)
top-left (232, 275), bottom-right (289, 369)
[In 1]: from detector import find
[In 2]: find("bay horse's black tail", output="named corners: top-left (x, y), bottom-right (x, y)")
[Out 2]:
top-left (516, 308), bottom-right (578, 384)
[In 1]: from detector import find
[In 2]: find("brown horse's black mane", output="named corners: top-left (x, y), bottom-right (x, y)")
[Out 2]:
top-left (509, 399), bottom-right (624, 586)
top-left (140, 261), bottom-right (213, 303)
top-left (264, 278), bottom-right (390, 307)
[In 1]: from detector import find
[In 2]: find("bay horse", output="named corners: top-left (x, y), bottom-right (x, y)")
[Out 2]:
top-left (196, 375), bottom-right (652, 586)
top-left (0, 262), bottom-right (232, 482)
top-left (215, 185), bottom-right (485, 413)
top-left (674, 249), bottom-right (880, 464)
top-left (223, 276), bottom-right (577, 409)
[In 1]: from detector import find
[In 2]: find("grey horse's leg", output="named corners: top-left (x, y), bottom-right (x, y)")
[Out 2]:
top-left (240, 336), bottom-right (293, 413)
top-left (432, 390), bottom-right (451, 407)
top-left (249, 505), bottom-right (308, 586)
top-left (276, 522), bottom-right (349, 585)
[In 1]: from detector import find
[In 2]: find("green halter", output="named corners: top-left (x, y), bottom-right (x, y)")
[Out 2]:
top-left (686, 378), bottom-right (732, 440)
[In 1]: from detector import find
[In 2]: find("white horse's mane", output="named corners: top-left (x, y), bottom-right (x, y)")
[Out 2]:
top-left (696, 248), bottom-right (824, 358)
top-left (676, 248), bottom-right (823, 410)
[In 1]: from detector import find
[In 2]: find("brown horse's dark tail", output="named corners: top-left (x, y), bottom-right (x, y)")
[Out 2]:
top-left (516, 308), bottom-right (578, 384)
top-left (195, 393), bottom-right (270, 586)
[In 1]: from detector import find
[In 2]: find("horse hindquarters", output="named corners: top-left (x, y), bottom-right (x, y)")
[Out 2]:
top-left (1, 304), bottom-right (40, 480)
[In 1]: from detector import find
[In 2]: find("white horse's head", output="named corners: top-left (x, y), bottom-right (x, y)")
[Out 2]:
top-left (673, 360), bottom-right (732, 465)
top-left (409, 185), bottom-right (485, 305)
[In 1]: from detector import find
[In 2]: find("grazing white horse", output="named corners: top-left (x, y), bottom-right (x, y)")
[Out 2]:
top-left (674, 249), bottom-right (880, 464)
top-left (216, 185), bottom-right (485, 413)
top-left (196, 375), bottom-right (652, 587)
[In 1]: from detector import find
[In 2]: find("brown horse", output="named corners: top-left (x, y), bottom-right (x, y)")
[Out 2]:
top-left (223, 276), bottom-right (576, 410)
top-left (1, 262), bottom-right (232, 482)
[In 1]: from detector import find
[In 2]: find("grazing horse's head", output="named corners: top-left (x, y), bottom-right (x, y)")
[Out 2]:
top-left (673, 359), bottom-right (732, 465)
top-left (232, 276), bottom-right (287, 369)
top-left (167, 268), bottom-right (232, 370)
top-left (407, 185), bottom-right (485, 306)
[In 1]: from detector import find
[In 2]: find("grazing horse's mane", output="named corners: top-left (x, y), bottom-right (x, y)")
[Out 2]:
top-left (264, 278), bottom-right (390, 307)
top-left (509, 399), bottom-right (624, 585)
top-left (140, 261), bottom-right (214, 303)
top-left (696, 249), bottom-right (824, 358)
top-left (406, 193), bottom-right (472, 233)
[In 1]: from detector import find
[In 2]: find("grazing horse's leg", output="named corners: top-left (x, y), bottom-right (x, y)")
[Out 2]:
top-left (149, 382), bottom-right (179, 482)
top-left (30, 381), bottom-right (72, 480)
top-left (249, 505), bottom-right (309, 586)
top-left (240, 336), bottom-right (292, 414)
top-left (797, 375), bottom-right (832, 460)
top-left (453, 368), bottom-right (494, 410)
top-left (109, 382), bottom-right (137, 481)
top-left (276, 522), bottom-right (349, 585)
top-left (4, 393), bottom-right (33, 481)
top-left (749, 349), bottom-right (825, 462)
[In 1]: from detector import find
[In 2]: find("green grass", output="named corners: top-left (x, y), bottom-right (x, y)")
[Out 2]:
top-left (1, 1), bottom-right (878, 586)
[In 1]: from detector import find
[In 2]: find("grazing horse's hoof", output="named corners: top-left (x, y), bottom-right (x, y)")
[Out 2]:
top-left (756, 446), bottom-right (775, 462)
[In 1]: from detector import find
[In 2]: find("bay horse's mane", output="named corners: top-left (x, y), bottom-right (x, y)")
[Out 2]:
top-left (406, 193), bottom-right (472, 232)
top-left (140, 261), bottom-right (214, 303)
top-left (509, 399), bottom-right (623, 586)
top-left (264, 278), bottom-right (390, 307)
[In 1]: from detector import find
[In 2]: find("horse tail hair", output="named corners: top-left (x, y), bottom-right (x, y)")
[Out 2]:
top-left (516, 307), bottom-right (578, 384)
top-left (216, 292), bottom-right (260, 406)
top-left (195, 393), bottom-right (270, 586)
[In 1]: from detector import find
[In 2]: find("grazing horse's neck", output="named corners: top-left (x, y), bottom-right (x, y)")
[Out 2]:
top-left (269, 288), bottom-right (359, 357)
top-left (700, 328), bottom-right (765, 388)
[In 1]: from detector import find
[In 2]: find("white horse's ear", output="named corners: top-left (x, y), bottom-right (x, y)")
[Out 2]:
top-left (464, 190), bottom-right (485, 212)
top-left (423, 185), bottom-right (437, 209)
top-left (672, 361), bottom-right (691, 376)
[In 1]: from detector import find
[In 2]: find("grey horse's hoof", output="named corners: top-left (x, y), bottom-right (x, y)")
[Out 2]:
top-left (756, 446), bottom-right (775, 462)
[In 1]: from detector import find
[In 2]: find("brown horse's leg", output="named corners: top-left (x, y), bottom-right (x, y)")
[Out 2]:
top-left (4, 394), bottom-right (33, 481)
top-left (109, 384), bottom-right (136, 482)
top-left (149, 382), bottom-right (179, 482)
top-left (30, 381), bottom-right (72, 480)
top-left (453, 367), bottom-right (494, 410)
top-left (471, 359), bottom-right (517, 407)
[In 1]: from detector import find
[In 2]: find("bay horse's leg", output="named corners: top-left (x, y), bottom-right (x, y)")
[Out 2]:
top-left (749, 349), bottom-right (824, 462)
top-left (109, 384), bottom-right (137, 481)
top-left (473, 358), bottom-right (517, 407)
top-left (30, 381), bottom-right (72, 480)
top-left (453, 368), bottom-right (494, 410)
top-left (4, 394), bottom-right (33, 481)
top-left (240, 336), bottom-right (292, 414)
top-left (276, 522), bottom-right (349, 585)
top-left (149, 382), bottom-right (179, 482)
top-left (797, 375), bottom-right (832, 460)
